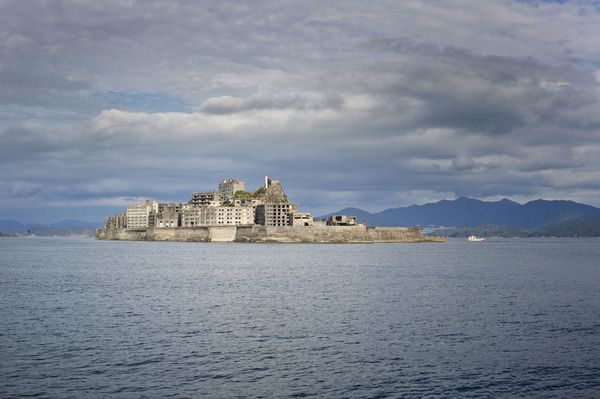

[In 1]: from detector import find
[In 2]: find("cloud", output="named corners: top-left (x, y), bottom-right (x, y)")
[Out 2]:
top-left (451, 156), bottom-right (485, 172)
top-left (1, 0), bottom-right (600, 222)
top-left (5, 181), bottom-right (44, 198)
top-left (199, 94), bottom-right (344, 114)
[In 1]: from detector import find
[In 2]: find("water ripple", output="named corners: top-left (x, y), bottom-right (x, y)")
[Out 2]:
top-left (1, 237), bottom-right (600, 398)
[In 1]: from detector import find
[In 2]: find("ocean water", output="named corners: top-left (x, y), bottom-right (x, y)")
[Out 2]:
top-left (1, 237), bottom-right (599, 398)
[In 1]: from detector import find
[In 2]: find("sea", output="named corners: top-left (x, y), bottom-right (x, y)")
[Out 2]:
top-left (1, 236), bottom-right (599, 398)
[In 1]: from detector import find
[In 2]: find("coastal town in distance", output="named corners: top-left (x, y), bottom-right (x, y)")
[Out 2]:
top-left (99, 176), bottom-right (442, 243)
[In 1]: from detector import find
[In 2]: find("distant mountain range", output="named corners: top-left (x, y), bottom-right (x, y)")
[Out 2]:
top-left (321, 197), bottom-right (600, 228)
top-left (0, 219), bottom-right (101, 236)
top-left (3, 197), bottom-right (600, 237)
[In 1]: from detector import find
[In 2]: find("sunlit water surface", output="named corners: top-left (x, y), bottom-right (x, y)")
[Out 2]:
top-left (1, 237), bottom-right (600, 398)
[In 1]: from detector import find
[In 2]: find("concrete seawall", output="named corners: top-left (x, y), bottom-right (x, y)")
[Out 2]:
top-left (96, 226), bottom-right (212, 242)
top-left (96, 225), bottom-right (444, 243)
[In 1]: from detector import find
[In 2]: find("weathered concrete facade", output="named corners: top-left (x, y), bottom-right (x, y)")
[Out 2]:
top-left (218, 179), bottom-right (245, 201)
top-left (156, 203), bottom-right (182, 227)
top-left (189, 191), bottom-right (222, 207)
top-left (234, 225), bottom-right (431, 243)
top-left (181, 204), bottom-right (254, 227)
top-left (255, 203), bottom-right (299, 226)
top-left (289, 212), bottom-right (313, 227)
top-left (126, 200), bottom-right (158, 228)
top-left (97, 227), bottom-right (212, 242)
top-left (96, 225), bottom-right (444, 243)
top-left (104, 213), bottom-right (126, 229)
top-left (327, 215), bottom-right (357, 226)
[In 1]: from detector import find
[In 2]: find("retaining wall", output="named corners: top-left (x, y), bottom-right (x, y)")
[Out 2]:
top-left (96, 225), bottom-right (438, 243)
top-left (96, 227), bottom-right (211, 242)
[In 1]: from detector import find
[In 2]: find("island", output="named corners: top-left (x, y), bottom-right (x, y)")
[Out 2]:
top-left (96, 177), bottom-right (444, 243)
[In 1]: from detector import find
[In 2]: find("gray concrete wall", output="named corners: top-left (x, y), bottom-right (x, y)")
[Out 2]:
top-left (235, 225), bottom-right (266, 242)
top-left (209, 226), bottom-right (237, 242)
top-left (96, 227), bottom-right (211, 242)
top-left (96, 225), bottom-right (436, 243)
top-left (237, 225), bottom-right (427, 243)
top-left (260, 225), bottom-right (373, 243)
top-left (366, 226), bottom-right (424, 242)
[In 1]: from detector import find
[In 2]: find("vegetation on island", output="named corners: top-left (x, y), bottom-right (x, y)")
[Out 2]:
top-left (233, 185), bottom-right (288, 203)
top-left (233, 187), bottom-right (266, 200)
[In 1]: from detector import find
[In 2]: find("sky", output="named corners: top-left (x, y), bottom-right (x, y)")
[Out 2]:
top-left (2, 0), bottom-right (600, 223)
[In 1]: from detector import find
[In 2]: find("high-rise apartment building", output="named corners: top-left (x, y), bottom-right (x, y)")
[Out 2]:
top-left (126, 200), bottom-right (158, 228)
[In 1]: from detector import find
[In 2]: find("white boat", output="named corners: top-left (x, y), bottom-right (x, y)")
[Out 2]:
top-left (468, 235), bottom-right (485, 242)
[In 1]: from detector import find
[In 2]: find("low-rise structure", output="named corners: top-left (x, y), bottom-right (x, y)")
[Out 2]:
top-left (327, 215), bottom-right (357, 226)
top-left (289, 212), bottom-right (313, 227)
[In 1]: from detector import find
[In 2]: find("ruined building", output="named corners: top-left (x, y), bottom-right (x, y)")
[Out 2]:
top-left (190, 191), bottom-right (223, 207)
top-left (155, 203), bottom-right (182, 228)
top-left (126, 200), bottom-right (158, 228)
top-left (218, 179), bottom-right (245, 201)
top-left (105, 176), bottom-right (313, 230)
top-left (181, 204), bottom-right (254, 227)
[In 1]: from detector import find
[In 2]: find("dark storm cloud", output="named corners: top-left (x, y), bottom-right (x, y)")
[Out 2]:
top-left (1, 0), bottom-right (600, 221)
top-left (362, 38), bottom-right (600, 136)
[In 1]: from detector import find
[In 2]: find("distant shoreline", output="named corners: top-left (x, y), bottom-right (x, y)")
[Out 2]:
top-left (428, 223), bottom-right (600, 238)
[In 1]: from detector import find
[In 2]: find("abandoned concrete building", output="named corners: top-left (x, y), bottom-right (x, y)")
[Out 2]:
top-left (181, 204), bottom-right (254, 227)
top-left (104, 213), bottom-right (127, 229)
top-left (104, 176), bottom-right (323, 230)
top-left (218, 178), bottom-right (245, 201)
top-left (255, 203), bottom-right (299, 227)
top-left (126, 200), bottom-right (158, 228)
top-left (155, 203), bottom-right (182, 228)
top-left (326, 215), bottom-right (357, 226)
top-left (190, 191), bottom-right (223, 207)
top-left (158, 203), bottom-right (182, 215)
top-left (289, 212), bottom-right (314, 227)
